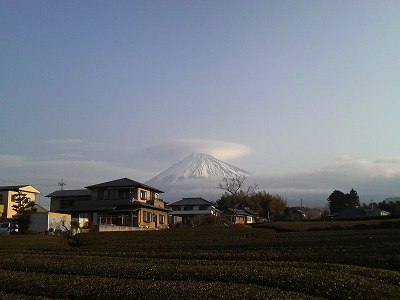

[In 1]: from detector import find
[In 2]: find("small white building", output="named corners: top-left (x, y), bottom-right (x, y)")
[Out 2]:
top-left (29, 212), bottom-right (71, 234)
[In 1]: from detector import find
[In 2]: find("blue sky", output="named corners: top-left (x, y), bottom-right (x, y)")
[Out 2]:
top-left (1, 1), bottom-right (400, 207)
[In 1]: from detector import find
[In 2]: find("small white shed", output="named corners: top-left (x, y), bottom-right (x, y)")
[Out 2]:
top-left (29, 212), bottom-right (71, 234)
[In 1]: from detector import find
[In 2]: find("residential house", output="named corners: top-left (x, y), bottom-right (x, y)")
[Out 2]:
top-left (168, 197), bottom-right (217, 226)
top-left (46, 178), bottom-right (169, 229)
top-left (293, 209), bottom-right (308, 220)
top-left (0, 185), bottom-right (40, 220)
top-left (242, 207), bottom-right (259, 223)
top-left (221, 208), bottom-right (256, 225)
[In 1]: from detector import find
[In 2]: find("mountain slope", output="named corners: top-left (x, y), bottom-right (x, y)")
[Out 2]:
top-left (146, 153), bottom-right (249, 186)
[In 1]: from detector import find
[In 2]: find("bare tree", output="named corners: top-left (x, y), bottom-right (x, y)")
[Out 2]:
top-left (217, 175), bottom-right (258, 210)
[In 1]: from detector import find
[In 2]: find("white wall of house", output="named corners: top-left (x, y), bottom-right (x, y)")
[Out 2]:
top-left (29, 212), bottom-right (71, 233)
top-left (246, 216), bottom-right (254, 223)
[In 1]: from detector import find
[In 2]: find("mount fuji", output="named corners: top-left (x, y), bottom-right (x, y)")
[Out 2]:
top-left (145, 153), bottom-right (250, 201)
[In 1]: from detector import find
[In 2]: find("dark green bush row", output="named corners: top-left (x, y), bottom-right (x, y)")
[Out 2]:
top-left (0, 226), bottom-right (399, 299)
top-left (253, 219), bottom-right (400, 232)
top-left (0, 269), bottom-right (325, 300)
top-left (0, 253), bottom-right (399, 299)
top-left (69, 228), bottom-right (400, 270)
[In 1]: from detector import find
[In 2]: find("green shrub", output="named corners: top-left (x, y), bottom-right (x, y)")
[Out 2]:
top-left (0, 225), bottom-right (399, 299)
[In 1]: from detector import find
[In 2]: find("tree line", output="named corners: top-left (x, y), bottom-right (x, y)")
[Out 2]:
top-left (327, 188), bottom-right (400, 216)
top-left (216, 175), bottom-right (287, 220)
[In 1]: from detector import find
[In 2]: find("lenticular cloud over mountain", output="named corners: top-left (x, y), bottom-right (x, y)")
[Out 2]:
top-left (145, 153), bottom-right (250, 201)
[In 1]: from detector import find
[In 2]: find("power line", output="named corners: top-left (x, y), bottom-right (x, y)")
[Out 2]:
top-left (0, 176), bottom-right (83, 190)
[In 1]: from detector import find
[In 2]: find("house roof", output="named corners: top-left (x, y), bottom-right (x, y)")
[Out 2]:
top-left (0, 185), bottom-right (41, 194)
top-left (168, 197), bottom-right (214, 206)
top-left (0, 185), bottom-right (26, 191)
top-left (222, 208), bottom-right (254, 216)
top-left (32, 203), bottom-right (48, 213)
top-left (85, 177), bottom-right (164, 193)
top-left (120, 201), bottom-right (171, 212)
top-left (243, 207), bottom-right (258, 216)
top-left (46, 189), bottom-right (92, 198)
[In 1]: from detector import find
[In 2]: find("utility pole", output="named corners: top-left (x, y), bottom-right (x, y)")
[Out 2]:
top-left (58, 179), bottom-right (67, 190)
top-left (301, 198), bottom-right (303, 220)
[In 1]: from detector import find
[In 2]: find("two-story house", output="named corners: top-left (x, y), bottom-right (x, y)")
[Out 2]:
top-left (0, 185), bottom-right (41, 220)
top-left (168, 197), bottom-right (217, 226)
top-left (46, 178), bottom-right (169, 229)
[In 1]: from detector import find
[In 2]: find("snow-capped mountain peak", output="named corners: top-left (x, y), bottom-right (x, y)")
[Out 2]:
top-left (146, 153), bottom-right (249, 185)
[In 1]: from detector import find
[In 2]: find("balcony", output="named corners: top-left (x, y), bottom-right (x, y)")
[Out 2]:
top-left (144, 198), bottom-right (165, 208)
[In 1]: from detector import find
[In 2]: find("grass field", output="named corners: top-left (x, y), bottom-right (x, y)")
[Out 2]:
top-left (0, 219), bottom-right (399, 299)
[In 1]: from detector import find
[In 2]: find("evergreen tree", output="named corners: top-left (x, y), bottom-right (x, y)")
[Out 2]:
top-left (327, 189), bottom-right (360, 214)
top-left (11, 191), bottom-right (37, 233)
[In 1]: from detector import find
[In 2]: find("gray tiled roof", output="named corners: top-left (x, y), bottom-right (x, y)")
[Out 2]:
top-left (85, 177), bottom-right (164, 193)
top-left (0, 185), bottom-right (36, 192)
top-left (45, 189), bottom-right (91, 198)
top-left (0, 185), bottom-right (26, 191)
top-left (168, 198), bottom-right (214, 206)
top-left (222, 208), bottom-right (254, 216)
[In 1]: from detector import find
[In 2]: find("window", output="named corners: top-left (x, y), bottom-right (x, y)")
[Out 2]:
top-left (79, 212), bottom-right (93, 219)
top-left (199, 206), bottom-right (208, 211)
top-left (60, 199), bottom-right (75, 209)
top-left (140, 191), bottom-right (147, 200)
top-left (151, 192), bottom-right (158, 200)
top-left (143, 211), bottom-right (152, 222)
top-left (184, 206), bottom-right (193, 211)
top-left (117, 190), bottom-right (129, 199)
top-left (159, 214), bottom-right (165, 224)
top-left (99, 189), bottom-right (109, 200)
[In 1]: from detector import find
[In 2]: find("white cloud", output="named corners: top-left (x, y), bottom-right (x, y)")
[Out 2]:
top-left (3, 149), bottom-right (400, 208)
top-left (374, 157), bottom-right (400, 165)
top-left (0, 154), bottom-right (156, 201)
top-left (142, 139), bottom-right (251, 163)
top-left (58, 153), bottom-right (83, 159)
top-left (29, 159), bottom-right (154, 184)
top-left (322, 156), bottom-right (400, 178)
top-left (250, 156), bottom-right (400, 204)
top-left (0, 154), bottom-right (27, 167)
top-left (46, 139), bottom-right (139, 156)
top-left (47, 138), bottom-right (83, 144)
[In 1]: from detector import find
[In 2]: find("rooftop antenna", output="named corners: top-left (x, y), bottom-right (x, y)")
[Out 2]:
top-left (58, 179), bottom-right (67, 190)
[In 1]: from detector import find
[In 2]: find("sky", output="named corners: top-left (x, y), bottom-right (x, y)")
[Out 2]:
top-left (1, 0), bottom-right (400, 208)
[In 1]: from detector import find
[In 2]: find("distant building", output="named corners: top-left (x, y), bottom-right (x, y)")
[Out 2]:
top-left (293, 209), bottom-right (308, 220)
